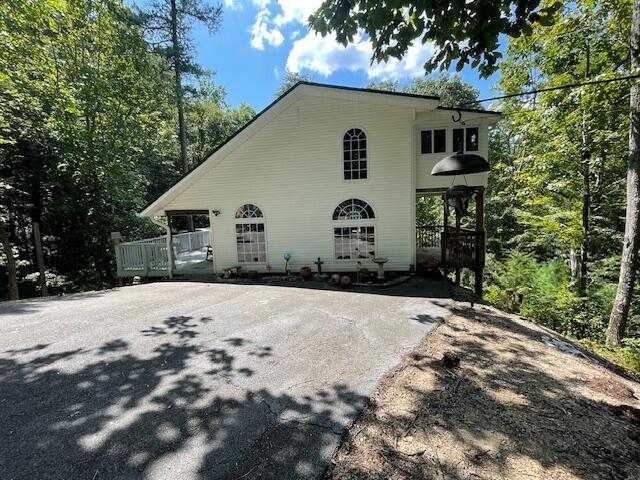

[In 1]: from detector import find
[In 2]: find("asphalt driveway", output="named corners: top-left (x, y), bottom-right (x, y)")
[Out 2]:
top-left (0, 280), bottom-right (449, 479)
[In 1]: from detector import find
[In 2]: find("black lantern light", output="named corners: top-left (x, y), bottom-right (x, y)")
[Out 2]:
top-left (445, 185), bottom-right (475, 216)
top-left (431, 152), bottom-right (490, 176)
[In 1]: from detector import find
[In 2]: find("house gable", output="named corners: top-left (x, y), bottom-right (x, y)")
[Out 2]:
top-left (140, 82), bottom-right (449, 218)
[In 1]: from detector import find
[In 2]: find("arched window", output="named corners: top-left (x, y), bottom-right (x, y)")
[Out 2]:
top-left (235, 204), bottom-right (266, 262)
top-left (343, 128), bottom-right (367, 180)
top-left (332, 199), bottom-right (376, 260)
top-left (332, 199), bottom-right (375, 221)
top-left (235, 203), bottom-right (263, 219)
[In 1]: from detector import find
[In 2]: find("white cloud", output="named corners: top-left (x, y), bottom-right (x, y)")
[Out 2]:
top-left (286, 31), bottom-right (435, 80)
top-left (273, 0), bottom-right (322, 26)
top-left (290, 30), bottom-right (300, 40)
top-left (249, 0), bottom-right (321, 49)
top-left (250, 9), bottom-right (284, 49)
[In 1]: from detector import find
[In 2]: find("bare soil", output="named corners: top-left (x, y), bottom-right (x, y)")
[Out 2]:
top-left (325, 294), bottom-right (640, 480)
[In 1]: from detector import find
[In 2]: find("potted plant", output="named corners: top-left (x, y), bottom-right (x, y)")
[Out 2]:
top-left (359, 268), bottom-right (371, 282)
top-left (300, 266), bottom-right (312, 280)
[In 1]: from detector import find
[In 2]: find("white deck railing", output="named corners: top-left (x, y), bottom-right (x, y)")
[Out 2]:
top-left (116, 229), bottom-right (211, 277)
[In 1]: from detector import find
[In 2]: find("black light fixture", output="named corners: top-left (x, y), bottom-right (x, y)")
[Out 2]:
top-left (431, 152), bottom-right (490, 176)
top-left (445, 185), bottom-right (475, 216)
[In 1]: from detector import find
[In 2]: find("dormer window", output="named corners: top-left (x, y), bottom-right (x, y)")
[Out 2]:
top-left (343, 128), bottom-right (367, 180)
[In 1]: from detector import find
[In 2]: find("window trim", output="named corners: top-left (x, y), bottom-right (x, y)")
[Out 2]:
top-left (340, 125), bottom-right (371, 183)
top-left (417, 125), bottom-right (482, 155)
top-left (330, 198), bottom-right (378, 262)
top-left (234, 202), bottom-right (268, 264)
top-left (465, 126), bottom-right (479, 152)
top-left (332, 225), bottom-right (377, 261)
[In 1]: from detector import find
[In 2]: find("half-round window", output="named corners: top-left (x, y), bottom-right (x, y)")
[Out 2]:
top-left (343, 128), bottom-right (367, 180)
top-left (235, 203), bottom-right (263, 219)
top-left (332, 199), bottom-right (375, 221)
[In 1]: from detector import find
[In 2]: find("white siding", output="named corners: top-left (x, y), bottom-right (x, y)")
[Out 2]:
top-left (414, 111), bottom-right (491, 190)
top-left (165, 95), bottom-right (415, 273)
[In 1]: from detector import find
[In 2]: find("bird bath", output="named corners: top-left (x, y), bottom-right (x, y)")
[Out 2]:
top-left (372, 257), bottom-right (389, 280)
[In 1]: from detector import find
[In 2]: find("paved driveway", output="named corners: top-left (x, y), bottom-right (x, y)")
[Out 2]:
top-left (0, 280), bottom-right (449, 479)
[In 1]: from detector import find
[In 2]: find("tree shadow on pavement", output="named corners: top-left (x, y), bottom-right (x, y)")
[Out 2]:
top-left (0, 315), bottom-right (368, 479)
top-left (326, 304), bottom-right (640, 479)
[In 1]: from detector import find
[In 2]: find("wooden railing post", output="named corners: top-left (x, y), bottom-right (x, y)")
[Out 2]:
top-left (111, 232), bottom-right (124, 282)
top-left (165, 221), bottom-right (174, 278)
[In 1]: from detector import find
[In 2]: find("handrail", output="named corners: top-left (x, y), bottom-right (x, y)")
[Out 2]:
top-left (116, 229), bottom-right (211, 278)
top-left (416, 225), bottom-right (485, 269)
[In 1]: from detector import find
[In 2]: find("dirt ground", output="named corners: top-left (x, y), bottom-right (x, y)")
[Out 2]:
top-left (325, 294), bottom-right (640, 480)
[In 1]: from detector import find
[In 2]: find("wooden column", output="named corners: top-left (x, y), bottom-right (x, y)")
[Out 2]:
top-left (454, 209), bottom-right (461, 286)
top-left (442, 194), bottom-right (448, 278)
top-left (165, 214), bottom-right (174, 278)
top-left (475, 187), bottom-right (485, 297)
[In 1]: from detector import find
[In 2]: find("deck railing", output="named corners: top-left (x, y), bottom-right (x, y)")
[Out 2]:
top-left (116, 229), bottom-right (211, 277)
top-left (416, 225), bottom-right (443, 248)
top-left (416, 225), bottom-right (485, 269)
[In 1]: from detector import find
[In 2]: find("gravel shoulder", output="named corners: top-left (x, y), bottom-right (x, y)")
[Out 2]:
top-left (325, 297), bottom-right (640, 480)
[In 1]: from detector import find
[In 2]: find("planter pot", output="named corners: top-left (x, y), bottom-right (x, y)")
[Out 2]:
top-left (247, 270), bottom-right (259, 280)
top-left (300, 266), bottom-right (312, 280)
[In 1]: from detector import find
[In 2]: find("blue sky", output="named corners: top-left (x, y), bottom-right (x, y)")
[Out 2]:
top-left (142, 0), bottom-right (501, 111)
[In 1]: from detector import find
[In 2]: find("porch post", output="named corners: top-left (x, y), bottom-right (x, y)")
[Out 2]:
top-left (165, 213), bottom-right (174, 278)
top-left (208, 209), bottom-right (216, 274)
top-left (442, 194), bottom-right (448, 278)
top-left (454, 209), bottom-right (461, 286)
top-left (474, 187), bottom-right (485, 297)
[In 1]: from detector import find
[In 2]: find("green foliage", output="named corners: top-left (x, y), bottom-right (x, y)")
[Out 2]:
top-left (310, 0), bottom-right (563, 76)
top-left (403, 75), bottom-right (479, 108)
top-left (485, 252), bottom-right (610, 340)
top-left (275, 70), bottom-right (313, 97)
top-left (0, 0), bottom-right (253, 298)
top-left (367, 74), bottom-right (479, 107)
top-left (483, 0), bottom-right (638, 361)
top-left (580, 338), bottom-right (640, 378)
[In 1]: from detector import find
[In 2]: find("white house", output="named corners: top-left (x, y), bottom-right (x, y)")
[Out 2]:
top-left (119, 82), bottom-right (500, 292)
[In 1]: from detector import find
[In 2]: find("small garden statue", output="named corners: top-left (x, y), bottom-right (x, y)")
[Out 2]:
top-left (283, 252), bottom-right (292, 274)
top-left (314, 257), bottom-right (324, 275)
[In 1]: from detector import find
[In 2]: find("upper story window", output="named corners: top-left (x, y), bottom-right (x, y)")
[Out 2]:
top-left (235, 204), bottom-right (266, 262)
top-left (332, 199), bottom-right (375, 220)
top-left (453, 127), bottom-right (479, 152)
top-left (420, 129), bottom-right (446, 154)
top-left (343, 128), bottom-right (367, 180)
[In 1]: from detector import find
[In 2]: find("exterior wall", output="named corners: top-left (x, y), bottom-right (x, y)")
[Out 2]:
top-left (164, 95), bottom-right (415, 273)
top-left (414, 111), bottom-right (490, 190)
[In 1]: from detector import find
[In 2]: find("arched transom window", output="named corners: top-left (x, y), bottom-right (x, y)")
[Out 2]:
top-left (343, 128), bottom-right (368, 180)
top-left (235, 203), bottom-right (263, 219)
top-left (235, 203), bottom-right (266, 262)
top-left (332, 199), bottom-right (376, 260)
top-left (332, 199), bottom-right (375, 221)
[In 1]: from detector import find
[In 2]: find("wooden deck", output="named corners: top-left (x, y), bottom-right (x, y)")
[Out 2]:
top-left (115, 229), bottom-right (212, 278)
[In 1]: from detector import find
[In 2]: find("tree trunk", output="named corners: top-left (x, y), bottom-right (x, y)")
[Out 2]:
top-left (578, 40), bottom-right (591, 295)
top-left (607, 0), bottom-right (640, 346)
top-left (33, 222), bottom-right (48, 297)
top-left (170, 0), bottom-right (194, 232)
top-left (0, 219), bottom-right (19, 300)
top-left (579, 149), bottom-right (590, 294)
